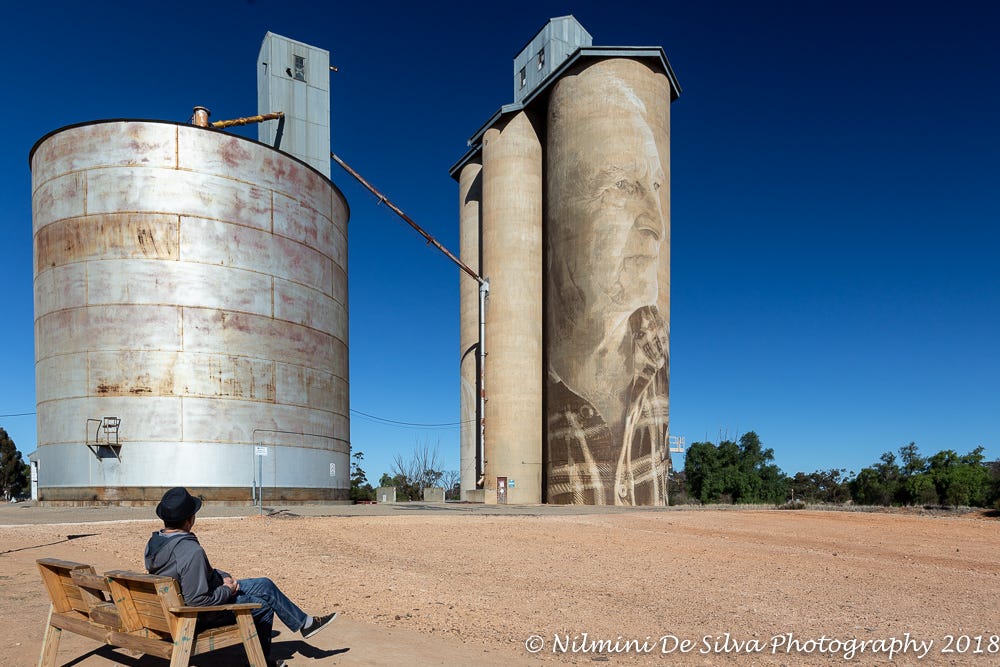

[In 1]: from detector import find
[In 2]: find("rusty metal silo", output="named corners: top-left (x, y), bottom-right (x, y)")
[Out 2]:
top-left (30, 120), bottom-right (350, 503)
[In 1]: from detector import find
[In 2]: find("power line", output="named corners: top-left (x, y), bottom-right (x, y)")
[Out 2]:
top-left (350, 408), bottom-right (472, 428)
top-left (0, 412), bottom-right (36, 418)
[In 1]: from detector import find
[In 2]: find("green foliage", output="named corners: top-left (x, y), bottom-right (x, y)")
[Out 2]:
top-left (789, 468), bottom-right (851, 504)
top-left (349, 451), bottom-right (375, 502)
top-left (667, 470), bottom-right (690, 505)
top-left (683, 431), bottom-right (788, 504)
top-left (379, 472), bottom-right (417, 500)
top-left (927, 447), bottom-right (990, 507)
top-left (0, 428), bottom-right (30, 500)
top-left (988, 460), bottom-right (1000, 510)
top-left (849, 442), bottom-right (993, 508)
top-left (683, 434), bottom-right (998, 509)
top-left (902, 473), bottom-right (938, 505)
top-left (850, 451), bottom-right (901, 506)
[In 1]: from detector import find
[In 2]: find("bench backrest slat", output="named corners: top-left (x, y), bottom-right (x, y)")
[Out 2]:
top-left (37, 559), bottom-right (95, 615)
top-left (105, 571), bottom-right (182, 637)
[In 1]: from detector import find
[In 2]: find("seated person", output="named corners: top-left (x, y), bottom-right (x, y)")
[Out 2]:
top-left (145, 487), bottom-right (337, 667)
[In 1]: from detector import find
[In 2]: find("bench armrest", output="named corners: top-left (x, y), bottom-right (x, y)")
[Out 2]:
top-left (167, 603), bottom-right (262, 613)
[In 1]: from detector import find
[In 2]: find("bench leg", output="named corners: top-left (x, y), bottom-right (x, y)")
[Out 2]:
top-left (168, 616), bottom-right (197, 667)
top-left (236, 611), bottom-right (267, 667)
top-left (38, 606), bottom-right (62, 667)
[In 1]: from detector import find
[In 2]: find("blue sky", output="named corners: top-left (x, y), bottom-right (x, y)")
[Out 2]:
top-left (2, 1), bottom-right (997, 484)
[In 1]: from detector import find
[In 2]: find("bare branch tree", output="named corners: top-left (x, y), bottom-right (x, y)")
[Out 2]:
top-left (441, 470), bottom-right (460, 499)
top-left (390, 440), bottom-right (445, 499)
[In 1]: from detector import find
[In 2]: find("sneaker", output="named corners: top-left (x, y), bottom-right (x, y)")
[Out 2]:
top-left (301, 612), bottom-right (338, 639)
top-left (265, 659), bottom-right (285, 667)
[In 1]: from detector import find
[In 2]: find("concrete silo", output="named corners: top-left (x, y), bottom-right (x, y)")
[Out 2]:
top-left (457, 158), bottom-right (482, 499)
top-left (479, 111), bottom-right (544, 505)
top-left (452, 16), bottom-right (680, 505)
top-left (30, 119), bottom-right (350, 503)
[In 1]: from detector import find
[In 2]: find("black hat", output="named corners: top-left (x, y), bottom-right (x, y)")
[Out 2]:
top-left (156, 487), bottom-right (203, 523)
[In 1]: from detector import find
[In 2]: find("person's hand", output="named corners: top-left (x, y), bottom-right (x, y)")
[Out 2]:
top-left (223, 577), bottom-right (240, 594)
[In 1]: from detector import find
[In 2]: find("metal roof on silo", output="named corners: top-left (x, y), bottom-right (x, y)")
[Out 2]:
top-left (513, 15), bottom-right (593, 104)
top-left (449, 44), bottom-right (682, 179)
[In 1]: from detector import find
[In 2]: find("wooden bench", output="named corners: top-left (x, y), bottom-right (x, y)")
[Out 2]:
top-left (37, 559), bottom-right (267, 667)
top-left (37, 558), bottom-right (123, 666)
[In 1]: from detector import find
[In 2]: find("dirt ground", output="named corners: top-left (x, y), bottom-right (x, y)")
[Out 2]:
top-left (2, 504), bottom-right (998, 666)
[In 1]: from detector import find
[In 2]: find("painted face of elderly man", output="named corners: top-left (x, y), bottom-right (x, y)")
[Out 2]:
top-left (546, 59), bottom-right (671, 505)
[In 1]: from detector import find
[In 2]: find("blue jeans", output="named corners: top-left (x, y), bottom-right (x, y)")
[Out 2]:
top-left (234, 577), bottom-right (309, 657)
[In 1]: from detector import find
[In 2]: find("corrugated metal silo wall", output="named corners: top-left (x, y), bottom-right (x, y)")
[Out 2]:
top-left (30, 120), bottom-right (350, 503)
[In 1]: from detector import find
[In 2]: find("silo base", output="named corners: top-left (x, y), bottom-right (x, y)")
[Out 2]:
top-left (462, 489), bottom-right (486, 503)
top-left (36, 485), bottom-right (350, 504)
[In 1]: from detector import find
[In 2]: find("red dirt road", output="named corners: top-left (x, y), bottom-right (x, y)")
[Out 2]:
top-left (2, 507), bottom-right (998, 665)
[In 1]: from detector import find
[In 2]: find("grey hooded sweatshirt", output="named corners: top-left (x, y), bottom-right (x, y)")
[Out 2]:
top-left (144, 530), bottom-right (233, 607)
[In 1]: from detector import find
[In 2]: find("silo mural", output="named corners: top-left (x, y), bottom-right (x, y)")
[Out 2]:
top-left (452, 16), bottom-right (679, 505)
top-left (546, 59), bottom-right (672, 505)
top-left (30, 120), bottom-right (350, 502)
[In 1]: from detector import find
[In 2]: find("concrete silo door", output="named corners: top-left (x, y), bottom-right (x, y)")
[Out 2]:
top-left (497, 477), bottom-right (507, 504)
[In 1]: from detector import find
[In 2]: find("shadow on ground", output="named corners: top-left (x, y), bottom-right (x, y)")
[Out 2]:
top-left (58, 636), bottom-right (349, 666)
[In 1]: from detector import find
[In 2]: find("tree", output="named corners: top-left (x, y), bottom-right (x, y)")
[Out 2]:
top-left (0, 428), bottom-right (29, 501)
top-left (902, 472), bottom-right (938, 505)
top-left (898, 442), bottom-right (926, 478)
top-left (376, 441), bottom-right (449, 501)
top-left (789, 468), bottom-right (851, 504)
top-left (850, 443), bottom-right (992, 508)
top-left (683, 440), bottom-right (721, 503)
top-left (387, 441), bottom-right (445, 501)
top-left (986, 460), bottom-right (1000, 509)
top-left (926, 447), bottom-right (990, 507)
top-left (683, 432), bottom-right (788, 504)
top-left (850, 451), bottom-right (900, 506)
top-left (667, 469), bottom-right (689, 505)
top-left (350, 451), bottom-right (375, 502)
top-left (441, 470), bottom-right (461, 500)
top-left (378, 472), bottom-right (414, 500)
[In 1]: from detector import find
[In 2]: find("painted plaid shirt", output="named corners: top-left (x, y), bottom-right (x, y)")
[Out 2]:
top-left (547, 305), bottom-right (670, 505)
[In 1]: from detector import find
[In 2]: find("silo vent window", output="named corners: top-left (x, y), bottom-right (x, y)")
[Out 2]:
top-left (519, 67), bottom-right (526, 88)
top-left (293, 55), bottom-right (306, 82)
top-left (537, 48), bottom-right (545, 70)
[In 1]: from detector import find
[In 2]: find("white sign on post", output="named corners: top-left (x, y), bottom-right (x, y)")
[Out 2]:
top-left (255, 446), bottom-right (268, 457)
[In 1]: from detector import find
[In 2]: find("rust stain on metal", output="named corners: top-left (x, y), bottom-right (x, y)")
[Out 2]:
top-left (210, 111), bottom-right (284, 129)
top-left (36, 214), bottom-right (180, 269)
top-left (192, 107), bottom-right (211, 128)
top-left (219, 138), bottom-right (252, 170)
top-left (92, 357), bottom-right (178, 397)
